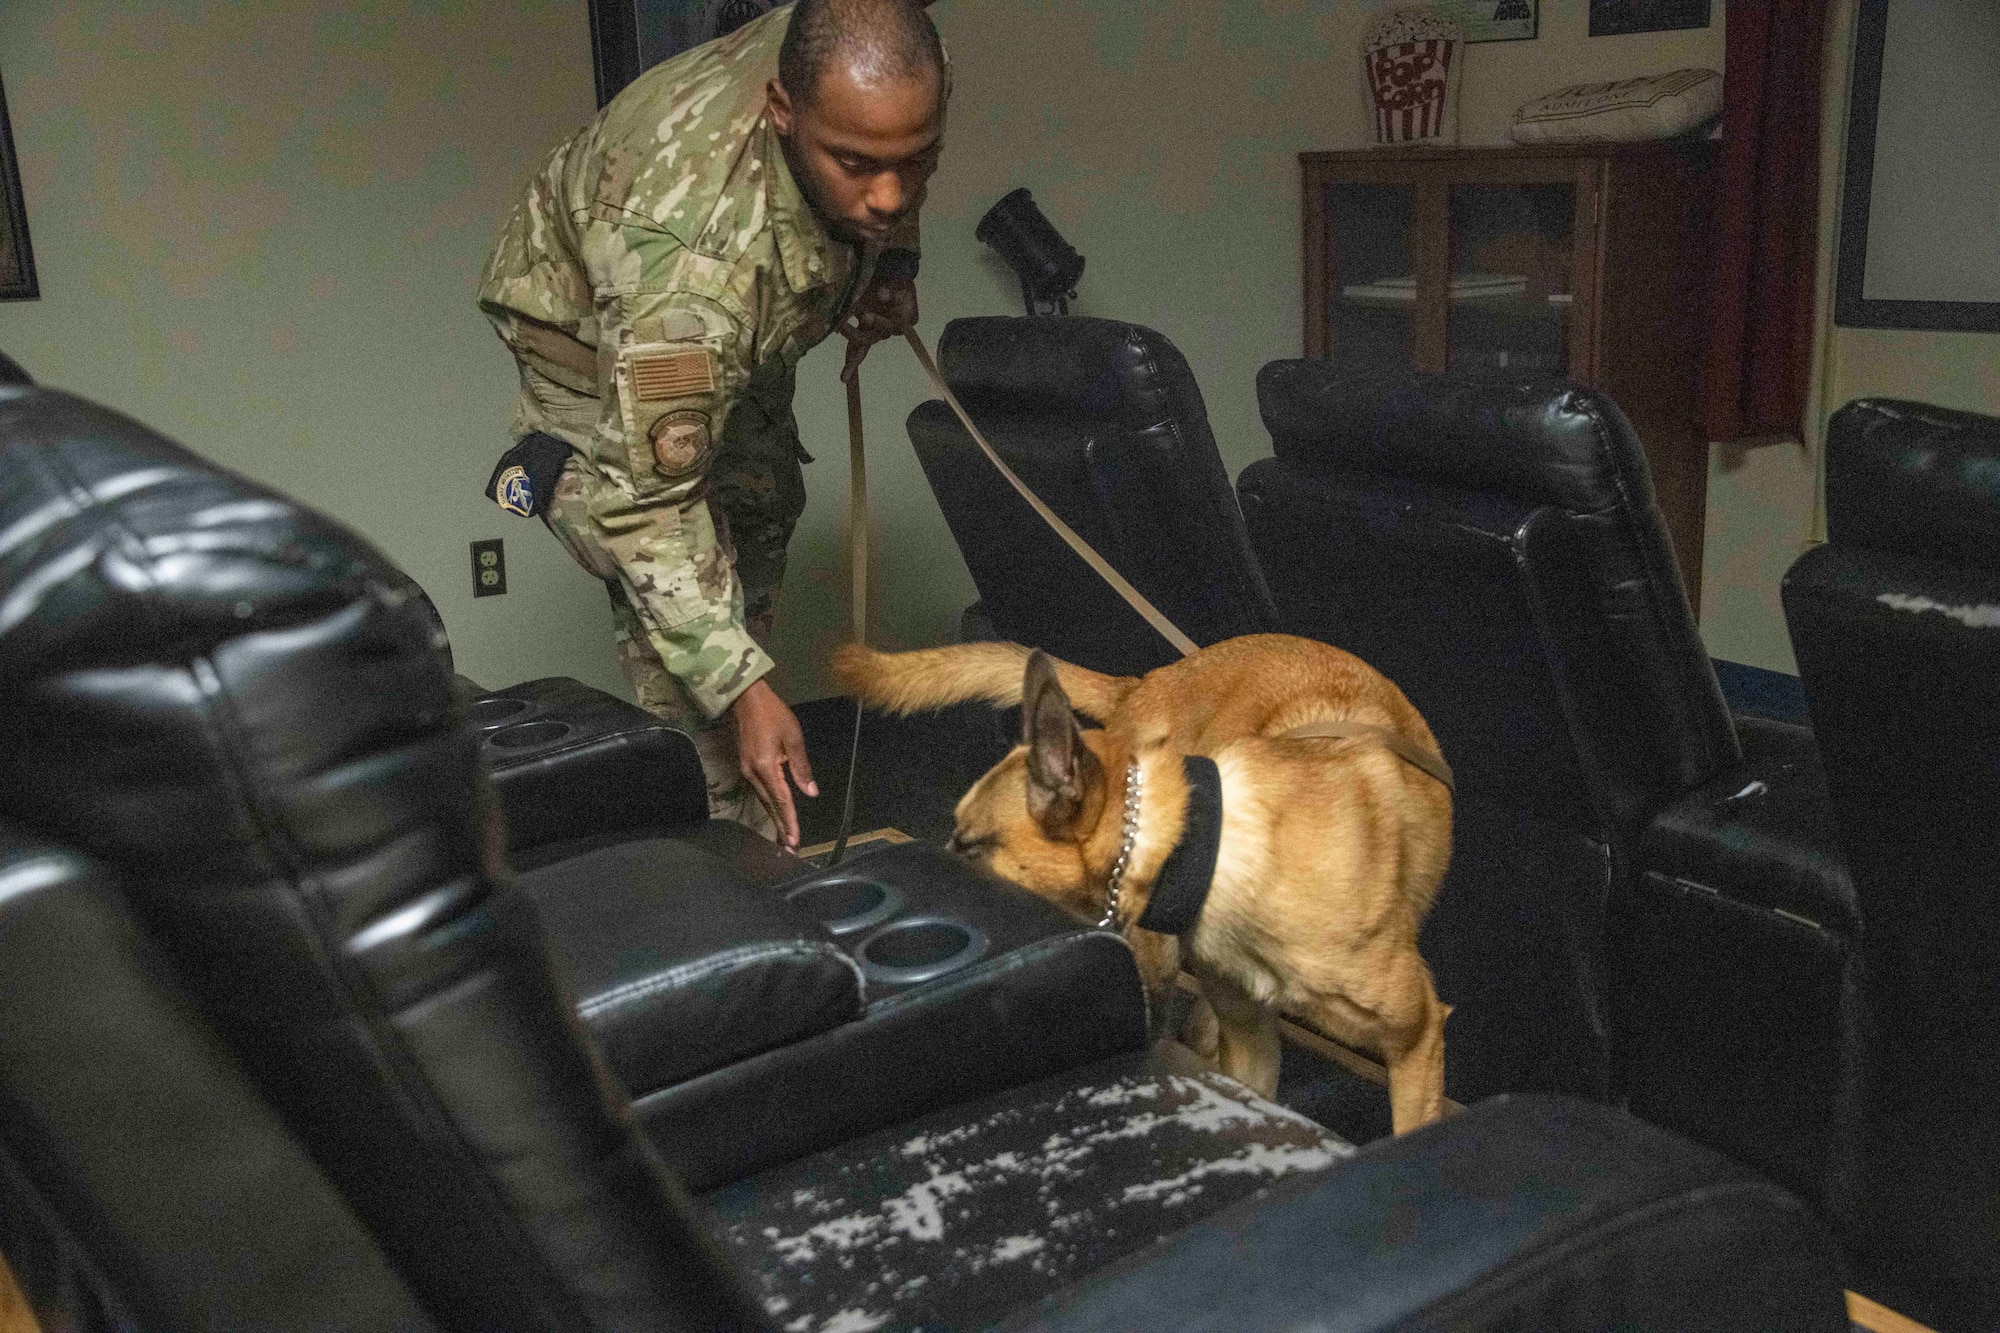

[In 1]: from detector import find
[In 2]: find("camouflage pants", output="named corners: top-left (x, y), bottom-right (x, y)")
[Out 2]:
top-left (543, 462), bottom-right (797, 840)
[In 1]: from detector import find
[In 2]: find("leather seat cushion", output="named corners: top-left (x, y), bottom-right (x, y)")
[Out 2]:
top-left (704, 1043), bottom-right (1353, 1331)
top-left (520, 838), bottom-right (862, 1096)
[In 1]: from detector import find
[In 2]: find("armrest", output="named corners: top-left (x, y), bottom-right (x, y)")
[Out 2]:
top-left (1623, 728), bottom-right (1858, 1204)
top-left (471, 677), bottom-right (707, 854)
top-left (640, 929), bottom-right (1147, 1191)
top-left (520, 838), bottom-right (863, 1096)
top-left (1641, 726), bottom-right (1854, 933)
top-left (1012, 1094), bottom-right (1849, 1333)
top-left (639, 841), bottom-right (1152, 1190)
top-left (528, 836), bottom-right (1152, 1189)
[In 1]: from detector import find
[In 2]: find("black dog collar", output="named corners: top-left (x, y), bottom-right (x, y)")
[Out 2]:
top-left (1136, 755), bottom-right (1223, 936)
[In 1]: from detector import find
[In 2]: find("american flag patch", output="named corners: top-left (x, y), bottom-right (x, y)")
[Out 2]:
top-left (630, 349), bottom-right (715, 402)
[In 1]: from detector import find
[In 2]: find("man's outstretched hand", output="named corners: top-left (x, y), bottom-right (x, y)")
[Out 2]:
top-left (732, 677), bottom-right (817, 849)
top-left (841, 273), bottom-right (919, 382)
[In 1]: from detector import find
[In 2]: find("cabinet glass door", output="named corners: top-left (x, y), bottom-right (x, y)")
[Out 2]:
top-left (1323, 182), bottom-right (1419, 375)
top-left (1447, 184), bottom-right (1575, 376)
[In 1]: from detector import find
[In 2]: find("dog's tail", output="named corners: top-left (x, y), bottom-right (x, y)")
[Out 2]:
top-left (830, 641), bottom-right (1137, 722)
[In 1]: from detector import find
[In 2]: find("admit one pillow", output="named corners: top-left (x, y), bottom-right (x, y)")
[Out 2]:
top-left (1510, 68), bottom-right (1722, 145)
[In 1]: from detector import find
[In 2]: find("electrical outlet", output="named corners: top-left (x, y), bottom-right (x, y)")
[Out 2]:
top-left (471, 539), bottom-right (506, 597)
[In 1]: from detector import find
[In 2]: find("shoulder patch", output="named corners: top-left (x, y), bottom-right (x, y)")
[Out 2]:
top-left (495, 464), bottom-right (534, 517)
top-left (650, 409), bottom-right (713, 476)
top-left (631, 348), bottom-right (716, 401)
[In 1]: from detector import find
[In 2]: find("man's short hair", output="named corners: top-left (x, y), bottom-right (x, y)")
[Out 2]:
top-left (778, 0), bottom-right (944, 108)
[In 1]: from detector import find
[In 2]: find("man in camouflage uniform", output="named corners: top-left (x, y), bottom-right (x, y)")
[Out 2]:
top-left (478, 0), bottom-right (945, 846)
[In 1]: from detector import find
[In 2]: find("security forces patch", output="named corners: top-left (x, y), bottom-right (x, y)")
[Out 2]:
top-left (651, 409), bottom-right (712, 476)
top-left (495, 464), bottom-right (534, 516)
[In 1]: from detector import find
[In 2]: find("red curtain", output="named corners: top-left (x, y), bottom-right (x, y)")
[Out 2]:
top-left (1698, 0), bottom-right (1833, 443)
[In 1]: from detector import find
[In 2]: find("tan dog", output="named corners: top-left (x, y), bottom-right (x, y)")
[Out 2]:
top-left (831, 633), bottom-right (1454, 1134)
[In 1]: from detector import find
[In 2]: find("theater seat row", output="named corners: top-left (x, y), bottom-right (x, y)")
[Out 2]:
top-left (910, 315), bottom-right (1998, 1332)
top-left (0, 359), bottom-right (1855, 1329)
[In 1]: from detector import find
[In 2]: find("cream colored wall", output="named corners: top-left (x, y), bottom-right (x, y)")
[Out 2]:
top-left (2, 0), bottom-right (1736, 705)
top-left (0, 0), bottom-right (627, 697)
top-left (1695, 0), bottom-right (2000, 675)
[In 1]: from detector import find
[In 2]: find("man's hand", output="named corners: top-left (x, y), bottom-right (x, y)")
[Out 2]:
top-left (732, 677), bottom-right (817, 848)
top-left (841, 273), bottom-right (919, 381)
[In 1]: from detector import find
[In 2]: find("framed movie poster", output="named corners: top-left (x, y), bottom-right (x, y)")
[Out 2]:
top-left (1589, 0), bottom-right (1711, 37)
top-left (0, 73), bottom-right (38, 302)
top-left (589, 0), bottom-right (780, 107)
top-left (1433, 0), bottom-right (1538, 43)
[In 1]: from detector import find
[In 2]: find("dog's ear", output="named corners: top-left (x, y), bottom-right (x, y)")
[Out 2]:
top-left (1022, 650), bottom-right (1102, 838)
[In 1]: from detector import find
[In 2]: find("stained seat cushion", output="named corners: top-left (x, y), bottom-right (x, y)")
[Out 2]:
top-left (520, 838), bottom-right (862, 1096)
top-left (1640, 719), bottom-right (1855, 934)
top-left (704, 1042), bottom-right (1353, 1331)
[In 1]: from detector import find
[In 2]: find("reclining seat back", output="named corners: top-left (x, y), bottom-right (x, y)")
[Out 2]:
top-left (0, 821), bottom-right (436, 1332)
top-left (909, 316), bottom-right (1278, 676)
top-left (1238, 365), bottom-right (1739, 1102)
top-left (1781, 398), bottom-right (2000, 1331)
top-left (0, 385), bottom-right (764, 1332)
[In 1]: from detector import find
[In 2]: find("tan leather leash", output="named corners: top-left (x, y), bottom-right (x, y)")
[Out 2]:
top-left (897, 329), bottom-right (1452, 795)
top-left (902, 331), bottom-right (1200, 657)
top-left (825, 368), bottom-right (871, 866)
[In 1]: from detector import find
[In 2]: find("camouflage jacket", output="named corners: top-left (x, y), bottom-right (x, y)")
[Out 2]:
top-left (477, 3), bottom-right (931, 715)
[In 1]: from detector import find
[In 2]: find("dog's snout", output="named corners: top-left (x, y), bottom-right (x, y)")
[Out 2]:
top-left (944, 828), bottom-right (994, 861)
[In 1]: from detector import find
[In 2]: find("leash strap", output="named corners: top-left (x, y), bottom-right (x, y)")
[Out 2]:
top-left (826, 369), bottom-right (870, 867)
top-left (1279, 720), bottom-right (1454, 792)
top-left (903, 331), bottom-right (1199, 658)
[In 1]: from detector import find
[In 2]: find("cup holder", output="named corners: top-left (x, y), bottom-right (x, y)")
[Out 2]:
top-left (854, 916), bottom-right (988, 987)
top-left (468, 696), bottom-right (536, 730)
top-left (487, 719), bottom-right (574, 750)
top-left (784, 876), bottom-right (906, 938)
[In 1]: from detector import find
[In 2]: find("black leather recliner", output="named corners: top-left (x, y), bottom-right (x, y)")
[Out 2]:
top-left (0, 356), bottom-right (710, 865)
top-left (1238, 367), bottom-right (1853, 1138)
top-left (0, 376), bottom-right (1852, 1330)
top-left (1781, 398), bottom-right (2000, 1333)
top-left (908, 316), bottom-right (1279, 675)
top-left (911, 342), bottom-right (1860, 1208)
top-left (0, 357), bottom-right (1158, 1202)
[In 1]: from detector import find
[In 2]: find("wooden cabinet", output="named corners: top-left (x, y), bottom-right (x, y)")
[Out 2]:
top-left (1301, 143), bottom-right (1717, 603)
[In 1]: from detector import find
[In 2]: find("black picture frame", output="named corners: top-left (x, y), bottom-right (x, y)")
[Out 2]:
top-left (1588, 0), bottom-right (1711, 38)
top-left (588, 0), bottom-right (779, 108)
top-left (1434, 0), bottom-right (1539, 43)
top-left (0, 73), bottom-right (39, 303)
top-left (1834, 0), bottom-right (2000, 332)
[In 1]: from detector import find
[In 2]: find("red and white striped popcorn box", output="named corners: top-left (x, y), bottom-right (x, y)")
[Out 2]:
top-left (1362, 8), bottom-right (1466, 147)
